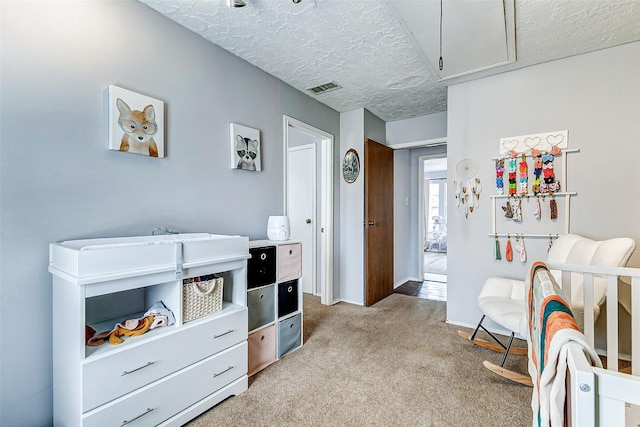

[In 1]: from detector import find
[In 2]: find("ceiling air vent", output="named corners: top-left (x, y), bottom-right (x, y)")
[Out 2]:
top-left (306, 81), bottom-right (341, 95)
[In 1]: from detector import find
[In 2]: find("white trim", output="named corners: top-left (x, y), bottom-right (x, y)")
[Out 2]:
top-left (283, 116), bottom-right (335, 306)
top-left (388, 137), bottom-right (447, 150)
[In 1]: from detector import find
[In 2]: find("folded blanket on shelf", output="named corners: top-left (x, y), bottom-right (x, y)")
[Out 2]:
top-left (87, 300), bottom-right (175, 346)
top-left (526, 262), bottom-right (601, 427)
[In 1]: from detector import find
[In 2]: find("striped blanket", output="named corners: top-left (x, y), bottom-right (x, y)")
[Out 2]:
top-left (527, 262), bottom-right (601, 427)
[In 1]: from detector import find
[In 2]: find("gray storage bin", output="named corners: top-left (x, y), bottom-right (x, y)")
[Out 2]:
top-left (247, 285), bottom-right (275, 332)
top-left (277, 313), bottom-right (301, 358)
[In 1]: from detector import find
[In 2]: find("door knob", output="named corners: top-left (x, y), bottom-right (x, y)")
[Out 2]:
top-left (368, 221), bottom-right (375, 226)
top-left (306, 219), bottom-right (311, 224)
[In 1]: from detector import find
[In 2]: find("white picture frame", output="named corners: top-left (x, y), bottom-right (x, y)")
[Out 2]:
top-left (230, 123), bottom-right (261, 171)
top-left (108, 85), bottom-right (165, 158)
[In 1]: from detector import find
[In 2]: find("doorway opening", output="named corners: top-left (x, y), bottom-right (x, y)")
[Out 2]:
top-left (419, 155), bottom-right (447, 301)
top-left (283, 116), bottom-right (334, 306)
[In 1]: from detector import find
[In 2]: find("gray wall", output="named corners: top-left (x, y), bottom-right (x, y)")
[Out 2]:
top-left (339, 109), bottom-right (366, 304)
top-left (394, 149), bottom-right (412, 284)
top-left (386, 111), bottom-right (447, 145)
top-left (388, 112), bottom-right (448, 284)
top-left (446, 41), bottom-right (640, 334)
top-left (0, 1), bottom-right (340, 425)
top-left (338, 108), bottom-right (386, 305)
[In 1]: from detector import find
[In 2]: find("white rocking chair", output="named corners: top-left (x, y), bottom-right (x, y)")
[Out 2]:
top-left (459, 233), bottom-right (636, 386)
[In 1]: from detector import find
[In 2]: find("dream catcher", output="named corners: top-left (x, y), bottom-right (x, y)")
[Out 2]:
top-left (454, 158), bottom-right (481, 218)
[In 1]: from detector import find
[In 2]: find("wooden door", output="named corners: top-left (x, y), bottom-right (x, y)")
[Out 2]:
top-left (365, 138), bottom-right (394, 307)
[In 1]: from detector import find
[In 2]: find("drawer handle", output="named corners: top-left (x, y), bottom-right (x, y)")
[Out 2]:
top-left (121, 407), bottom-right (154, 426)
top-left (288, 285), bottom-right (293, 293)
top-left (214, 329), bottom-right (234, 339)
top-left (260, 253), bottom-right (267, 261)
top-left (121, 361), bottom-right (155, 377)
top-left (289, 250), bottom-right (293, 255)
top-left (213, 365), bottom-right (234, 378)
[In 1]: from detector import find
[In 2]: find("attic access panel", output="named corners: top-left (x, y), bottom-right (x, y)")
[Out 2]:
top-left (392, 0), bottom-right (516, 81)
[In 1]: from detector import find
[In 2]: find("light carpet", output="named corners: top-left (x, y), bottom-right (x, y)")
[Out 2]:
top-left (186, 293), bottom-right (531, 427)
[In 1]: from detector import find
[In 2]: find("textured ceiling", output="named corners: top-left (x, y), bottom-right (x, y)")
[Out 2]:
top-left (139, 0), bottom-right (640, 122)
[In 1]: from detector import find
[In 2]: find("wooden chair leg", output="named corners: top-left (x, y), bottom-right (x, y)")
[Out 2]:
top-left (483, 360), bottom-right (533, 387)
top-left (458, 317), bottom-right (528, 357)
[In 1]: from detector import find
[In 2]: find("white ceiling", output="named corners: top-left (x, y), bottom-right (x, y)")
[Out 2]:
top-left (139, 0), bottom-right (640, 122)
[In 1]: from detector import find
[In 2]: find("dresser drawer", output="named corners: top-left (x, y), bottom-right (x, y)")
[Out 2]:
top-left (277, 243), bottom-right (301, 283)
top-left (248, 246), bottom-right (276, 289)
top-left (82, 342), bottom-right (247, 427)
top-left (277, 280), bottom-right (298, 318)
top-left (278, 313), bottom-right (301, 359)
top-left (247, 285), bottom-right (275, 332)
top-left (248, 325), bottom-right (277, 375)
top-left (83, 307), bottom-right (247, 411)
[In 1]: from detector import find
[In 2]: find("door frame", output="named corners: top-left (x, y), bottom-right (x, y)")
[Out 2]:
top-left (283, 116), bottom-right (334, 306)
top-left (287, 143), bottom-right (317, 295)
top-left (418, 153), bottom-right (447, 280)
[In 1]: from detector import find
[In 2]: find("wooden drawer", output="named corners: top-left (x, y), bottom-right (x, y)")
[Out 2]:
top-left (247, 285), bottom-right (275, 332)
top-left (277, 243), bottom-right (301, 283)
top-left (82, 307), bottom-right (247, 411)
top-left (248, 246), bottom-right (276, 289)
top-left (248, 325), bottom-right (277, 375)
top-left (82, 342), bottom-right (247, 427)
top-left (277, 280), bottom-right (298, 318)
top-left (278, 313), bottom-right (301, 359)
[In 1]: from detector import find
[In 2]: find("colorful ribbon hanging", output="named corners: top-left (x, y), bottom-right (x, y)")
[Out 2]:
top-left (541, 151), bottom-right (560, 194)
top-left (494, 234), bottom-right (502, 260)
top-left (495, 159), bottom-right (504, 195)
top-left (519, 153), bottom-right (528, 196)
top-left (532, 148), bottom-right (542, 195)
top-left (550, 198), bottom-right (558, 220)
top-left (505, 235), bottom-right (513, 262)
top-left (508, 155), bottom-right (517, 196)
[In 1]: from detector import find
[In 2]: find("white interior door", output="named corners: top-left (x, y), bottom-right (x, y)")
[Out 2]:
top-left (287, 145), bottom-right (316, 295)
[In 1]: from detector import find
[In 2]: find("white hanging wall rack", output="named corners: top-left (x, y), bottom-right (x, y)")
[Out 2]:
top-left (490, 148), bottom-right (579, 239)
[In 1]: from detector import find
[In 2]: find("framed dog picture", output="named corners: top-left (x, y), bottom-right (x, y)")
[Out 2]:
top-left (108, 85), bottom-right (165, 158)
top-left (230, 123), bottom-right (261, 171)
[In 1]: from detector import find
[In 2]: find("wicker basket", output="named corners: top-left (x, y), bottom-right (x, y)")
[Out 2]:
top-left (182, 275), bottom-right (223, 323)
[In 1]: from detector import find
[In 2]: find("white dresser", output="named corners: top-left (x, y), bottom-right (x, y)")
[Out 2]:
top-left (49, 233), bottom-right (250, 426)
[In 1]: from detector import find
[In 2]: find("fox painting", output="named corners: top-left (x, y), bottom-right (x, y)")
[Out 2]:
top-left (116, 98), bottom-right (159, 157)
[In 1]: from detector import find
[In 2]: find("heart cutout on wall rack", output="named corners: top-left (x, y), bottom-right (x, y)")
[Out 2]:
top-left (524, 136), bottom-right (541, 150)
top-left (546, 134), bottom-right (564, 147)
top-left (502, 139), bottom-right (518, 152)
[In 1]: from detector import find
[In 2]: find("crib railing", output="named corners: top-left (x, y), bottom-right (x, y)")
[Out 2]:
top-left (548, 263), bottom-right (640, 426)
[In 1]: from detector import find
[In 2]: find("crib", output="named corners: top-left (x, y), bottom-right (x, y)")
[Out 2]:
top-left (545, 262), bottom-right (640, 426)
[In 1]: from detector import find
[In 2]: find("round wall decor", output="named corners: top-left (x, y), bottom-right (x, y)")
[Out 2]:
top-left (342, 148), bottom-right (360, 183)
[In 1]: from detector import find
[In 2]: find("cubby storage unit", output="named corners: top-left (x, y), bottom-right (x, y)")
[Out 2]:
top-left (49, 233), bottom-right (250, 427)
top-left (247, 240), bottom-right (302, 375)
